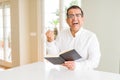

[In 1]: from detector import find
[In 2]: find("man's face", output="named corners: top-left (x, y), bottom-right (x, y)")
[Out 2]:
top-left (66, 8), bottom-right (84, 32)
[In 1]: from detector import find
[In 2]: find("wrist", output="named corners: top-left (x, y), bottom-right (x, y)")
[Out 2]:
top-left (47, 38), bottom-right (54, 42)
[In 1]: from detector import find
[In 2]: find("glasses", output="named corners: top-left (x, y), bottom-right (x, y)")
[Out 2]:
top-left (67, 13), bottom-right (82, 19)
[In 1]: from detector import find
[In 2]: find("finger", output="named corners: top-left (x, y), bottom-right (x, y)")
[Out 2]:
top-left (68, 65), bottom-right (75, 70)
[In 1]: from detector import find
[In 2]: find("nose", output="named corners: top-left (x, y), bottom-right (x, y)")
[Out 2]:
top-left (72, 15), bottom-right (78, 20)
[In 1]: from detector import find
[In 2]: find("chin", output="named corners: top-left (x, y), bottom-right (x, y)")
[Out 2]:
top-left (73, 27), bottom-right (80, 31)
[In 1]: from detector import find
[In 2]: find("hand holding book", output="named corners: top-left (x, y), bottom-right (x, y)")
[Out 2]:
top-left (45, 49), bottom-right (82, 64)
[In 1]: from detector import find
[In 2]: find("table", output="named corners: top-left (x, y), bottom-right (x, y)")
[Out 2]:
top-left (0, 62), bottom-right (120, 80)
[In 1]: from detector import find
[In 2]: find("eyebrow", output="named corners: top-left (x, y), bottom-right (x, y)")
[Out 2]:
top-left (67, 12), bottom-right (82, 15)
top-left (68, 13), bottom-right (81, 15)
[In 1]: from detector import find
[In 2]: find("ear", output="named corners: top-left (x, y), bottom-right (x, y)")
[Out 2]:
top-left (66, 18), bottom-right (68, 23)
top-left (82, 16), bottom-right (85, 21)
top-left (81, 17), bottom-right (84, 23)
top-left (81, 17), bottom-right (85, 25)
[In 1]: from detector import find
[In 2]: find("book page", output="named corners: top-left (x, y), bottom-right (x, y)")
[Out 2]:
top-left (59, 49), bottom-right (73, 55)
top-left (45, 54), bottom-right (59, 57)
top-left (60, 49), bottom-right (82, 61)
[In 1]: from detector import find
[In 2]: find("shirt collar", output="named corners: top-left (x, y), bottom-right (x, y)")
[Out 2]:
top-left (69, 27), bottom-right (83, 37)
top-left (75, 27), bottom-right (83, 37)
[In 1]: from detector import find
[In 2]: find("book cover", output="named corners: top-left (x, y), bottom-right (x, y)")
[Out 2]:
top-left (45, 49), bottom-right (82, 64)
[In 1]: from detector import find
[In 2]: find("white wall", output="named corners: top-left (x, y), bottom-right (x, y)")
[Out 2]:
top-left (11, 0), bottom-right (30, 66)
top-left (19, 0), bottom-right (30, 65)
top-left (11, 0), bottom-right (44, 67)
top-left (82, 0), bottom-right (120, 73)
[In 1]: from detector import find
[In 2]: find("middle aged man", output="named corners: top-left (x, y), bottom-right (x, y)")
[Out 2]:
top-left (46, 5), bottom-right (101, 70)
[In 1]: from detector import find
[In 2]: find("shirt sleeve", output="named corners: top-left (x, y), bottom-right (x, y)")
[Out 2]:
top-left (75, 34), bottom-right (101, 70)
top-left (46, 41), bottom-right (59, 55)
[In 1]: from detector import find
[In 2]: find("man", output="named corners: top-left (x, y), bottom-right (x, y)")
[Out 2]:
top-left (46, 5), bottom-right (101, 70)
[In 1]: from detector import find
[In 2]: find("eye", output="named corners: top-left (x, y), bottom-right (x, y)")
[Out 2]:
top-left (67, 13), bottom-right (82, 19)
top-left (67, 14), bottom-right (74, 18)
top-left (76, 14), bottom-right (81, 17)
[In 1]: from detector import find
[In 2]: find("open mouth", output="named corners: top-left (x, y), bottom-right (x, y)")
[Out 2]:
top-left (73, 22), bottom-right (78, 25)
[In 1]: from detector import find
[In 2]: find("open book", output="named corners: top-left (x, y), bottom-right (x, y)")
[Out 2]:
top-left (45, 49), bottom-right (82, 64)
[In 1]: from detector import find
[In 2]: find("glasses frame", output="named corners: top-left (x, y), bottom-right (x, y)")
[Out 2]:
top-left (67, 13), bottom-right (82, 19)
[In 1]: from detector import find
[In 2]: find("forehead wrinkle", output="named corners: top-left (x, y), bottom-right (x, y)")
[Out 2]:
top-left (68, 9), bottom-right (81, 14)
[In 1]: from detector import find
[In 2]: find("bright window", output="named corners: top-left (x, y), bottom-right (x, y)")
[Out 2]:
top-left (44, 0), bottom-right (81, 31)
top-left (0, 1), bottom-right (11, 62)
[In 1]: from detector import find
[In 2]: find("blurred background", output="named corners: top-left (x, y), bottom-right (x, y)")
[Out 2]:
top-left (0, 0), bottom-right (120, 74)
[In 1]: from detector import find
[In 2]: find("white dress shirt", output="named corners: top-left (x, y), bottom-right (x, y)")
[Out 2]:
top-left (46, 27), bottom-right (101, 70)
